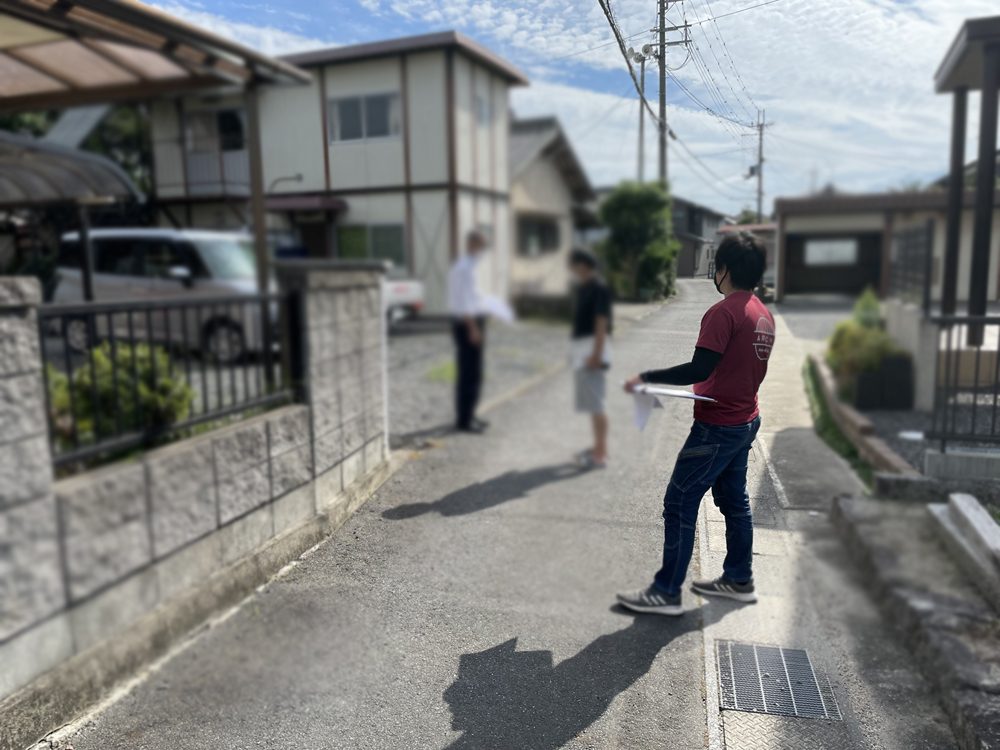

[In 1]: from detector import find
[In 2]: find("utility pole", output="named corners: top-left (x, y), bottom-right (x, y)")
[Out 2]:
top-left (638, 56), bottom-right (646, 183)
top-left (756, 109), bottom-right (764, 223)
top-left (658, 0), bottom-right (667, 185)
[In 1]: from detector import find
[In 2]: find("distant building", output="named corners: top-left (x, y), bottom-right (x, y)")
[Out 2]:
top-left (147, 31), bottom-right (529, 313)
top-left (508, 116), bottom-right (596, 306)
top-left (671, 196), bottom-right (728, 278)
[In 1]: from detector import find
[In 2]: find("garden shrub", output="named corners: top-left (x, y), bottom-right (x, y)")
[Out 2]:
top-left (48, 342), bottom-right (194, 449)
top-left (825, 320), bottom-right (904, 401)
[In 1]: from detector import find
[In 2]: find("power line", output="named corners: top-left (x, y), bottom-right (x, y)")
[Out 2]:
top-left (550, 29), bottom-right (651, 62)
top-left (699, 0), bottom-right (761, 112)
top-left (688, 0), bottom-right (782, 25)
top-left (672, 129), bottom-right (755, 197)
top-left (688, 0), bottom-right (755, 123)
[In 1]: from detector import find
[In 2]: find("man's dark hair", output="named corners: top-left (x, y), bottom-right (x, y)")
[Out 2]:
top-left (714, 231), bottom-right (766, 290)
top-left (569, 247), bottom-right (598, 269)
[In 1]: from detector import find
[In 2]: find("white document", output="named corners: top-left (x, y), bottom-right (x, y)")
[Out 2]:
top-left (570, 336), bottom-right (612, 370)
top-left (628, 384), bottom-right (717, 432)
top-left (482, 295), bottom-right (515, 324)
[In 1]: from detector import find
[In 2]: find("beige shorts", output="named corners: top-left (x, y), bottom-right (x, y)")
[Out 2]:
top-left (575, 368), bottom-right (607, 414)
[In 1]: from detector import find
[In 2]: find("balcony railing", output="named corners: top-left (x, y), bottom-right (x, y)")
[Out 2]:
top-left (38, 293), bottom-right (291, 467)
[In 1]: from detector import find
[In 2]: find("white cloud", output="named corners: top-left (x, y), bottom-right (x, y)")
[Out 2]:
top-left (150, 3), bottom-right (334, 55)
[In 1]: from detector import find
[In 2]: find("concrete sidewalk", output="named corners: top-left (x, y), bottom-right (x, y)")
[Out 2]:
top-left (59, 280), bottom-right (954, 750)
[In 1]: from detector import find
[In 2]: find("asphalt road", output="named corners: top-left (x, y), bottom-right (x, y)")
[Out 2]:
top-left (66, 280), bottom-right (956, 750)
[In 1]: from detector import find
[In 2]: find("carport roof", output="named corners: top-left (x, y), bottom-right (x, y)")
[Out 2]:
top-left (0, 128), bottom-right (140, 207)
top-left (935, 14), bottom-right (1000, 93)
top-left (774, 190), bottom-right (1000, 216)
top-left (0, 0), bottom-right (310, 113)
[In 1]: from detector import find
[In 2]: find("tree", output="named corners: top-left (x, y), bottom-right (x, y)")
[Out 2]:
top-left (597, 181), bottom-right (680, 300)
top-left (735, 207), bottom-right (758, 225)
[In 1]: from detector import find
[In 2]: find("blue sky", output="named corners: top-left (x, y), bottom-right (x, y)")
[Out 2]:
top-left (154, 0), bottom-right (999, 216)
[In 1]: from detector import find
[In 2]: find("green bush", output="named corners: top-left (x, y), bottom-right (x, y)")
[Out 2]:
top-left (48, 342), bottom-right (194, 450)
top-left (852, 286), bottom-right (882, 329)
top-left (825, 319), bottom-right (904, 401)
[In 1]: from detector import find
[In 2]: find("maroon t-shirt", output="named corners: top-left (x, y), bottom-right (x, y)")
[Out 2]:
top-left (692, 292), bottom-right (775, 425)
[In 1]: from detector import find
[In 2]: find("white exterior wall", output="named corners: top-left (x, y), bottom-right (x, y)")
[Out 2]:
top-left (454, 55), bottom-right (474, 187)
top-left (324, 58), bottom-right (405, 190)
top-left (509, 156), bottom-right (574, 297)
top-left (406, 51), bottom-right (448, 185)
top-left (410, 190), bottom-right (451, 312)
top-left (258, 70), bottom-right (326, 194)
top-left (150, 99), bottom-right (184, 199)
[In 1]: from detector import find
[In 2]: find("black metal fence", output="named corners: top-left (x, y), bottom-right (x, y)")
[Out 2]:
top-left (888, 219), bottom-right (934, 315)
top-left (928, 315), bottom-right (1000, 449)
top-left (38, 293), bottom-right (293, 467)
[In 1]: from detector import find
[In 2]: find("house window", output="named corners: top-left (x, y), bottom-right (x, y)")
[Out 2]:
top-left (517, 217), bottom-right (560, 257)
top-left (336, 224), bottom-right (407, 268)
top-left (328, 94), bottom-right (401, 142)
top-left (185, 110), bottom-right (245, 153)
top-left (475, 95), bottom-right (491, 127)
top-left (805, 238), bottom-right (858, 266)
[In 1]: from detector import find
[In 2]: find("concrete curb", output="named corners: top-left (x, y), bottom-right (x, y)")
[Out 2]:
top-left (830, 496), bottom-right (1000, 750)
top-left (0, 451), bottom-right (409, 750)
top-left (809, 354), bottom-right (921, 477)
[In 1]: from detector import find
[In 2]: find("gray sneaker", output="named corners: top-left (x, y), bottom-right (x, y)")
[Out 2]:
top-left (616, 586), bottom-right (684, 616)
top-left (691, 577), bottom-right (757, 603)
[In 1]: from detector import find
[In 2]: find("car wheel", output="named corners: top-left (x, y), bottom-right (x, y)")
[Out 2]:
top-left (65, 316), bottom-right (91, 353)
top-left (203, 320), bottom-right (246, 365)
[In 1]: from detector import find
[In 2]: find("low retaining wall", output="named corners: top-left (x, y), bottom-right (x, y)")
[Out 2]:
top-left (809, 353), bottom-right (921, 477)
top-left (0, 262), bottom-right (399, 750)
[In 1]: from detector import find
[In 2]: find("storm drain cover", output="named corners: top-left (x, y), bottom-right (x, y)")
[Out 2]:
top-left (716, 640), bottom-right (841, 720)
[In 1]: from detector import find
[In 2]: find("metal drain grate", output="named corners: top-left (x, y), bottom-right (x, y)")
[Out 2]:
top-left (716, 640), bottom-right (841, 720)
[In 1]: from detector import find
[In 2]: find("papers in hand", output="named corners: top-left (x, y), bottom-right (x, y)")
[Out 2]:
top-left (628, 383), bottom-right (716, 432)
top-left (482, 295), bottom-right (515, 323)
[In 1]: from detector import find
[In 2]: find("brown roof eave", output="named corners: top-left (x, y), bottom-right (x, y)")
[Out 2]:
top-left (281, 30), bottom-right (529, 85)
top-left (773, 190), bottom-right (1000, 216)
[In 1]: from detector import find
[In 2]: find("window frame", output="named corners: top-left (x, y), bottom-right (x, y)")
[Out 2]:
top-left (327, 92), bottom-right (402, 144)
top-left (335, 222), bottom-right (408, 268)
top-left (517, 215), bottom-right (561, 257)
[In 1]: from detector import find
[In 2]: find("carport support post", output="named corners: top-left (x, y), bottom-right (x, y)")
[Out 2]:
top-left (245, 81), bottom-right (275, 387)
top-left (77, 203), bottom-right (94, 303)
top-left (942, 87), bottom-right (967, 316)
top-left (968, 44), bottom-right (1000, 346)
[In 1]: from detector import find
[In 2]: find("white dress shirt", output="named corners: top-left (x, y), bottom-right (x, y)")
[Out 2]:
top-left (447, 253), bottom-right (483, 317)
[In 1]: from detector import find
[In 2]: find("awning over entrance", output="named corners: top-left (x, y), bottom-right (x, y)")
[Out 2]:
top-left (935, 15), bottom-right (1000, 92)
top-left (264, 195), bottom-right (348, 213)
top-left (0, 0), bottom-right (310, 112)
top-left (0, 128), bottom-right (140, 207)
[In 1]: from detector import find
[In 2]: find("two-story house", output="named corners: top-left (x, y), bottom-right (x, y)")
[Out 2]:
top-left (671, 196), bottom-right (729, 277)
top-left (148, 32), bottom-right (528, 312)
top-left (508, 116), bottom-right (596, 309)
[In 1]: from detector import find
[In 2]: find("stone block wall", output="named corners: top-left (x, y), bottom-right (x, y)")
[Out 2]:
top-left (0, 263), bottom-right (389, 704)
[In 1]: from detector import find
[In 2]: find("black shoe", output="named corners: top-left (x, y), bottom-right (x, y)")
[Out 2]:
top-left (457, 422), bottom-right (485, 434)
top-left (691, 576), bottom-right (757, 603)
top-left (616, 586), bottom-right (684, 616)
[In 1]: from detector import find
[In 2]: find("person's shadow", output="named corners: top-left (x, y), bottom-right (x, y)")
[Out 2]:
top-left (441, 606), bottom-right (727, 749)
top-left (382, 464), bottom-right (580, 520)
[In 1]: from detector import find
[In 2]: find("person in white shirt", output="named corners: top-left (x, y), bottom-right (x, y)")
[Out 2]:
top-left (448, 230), bottom-right (489, 433)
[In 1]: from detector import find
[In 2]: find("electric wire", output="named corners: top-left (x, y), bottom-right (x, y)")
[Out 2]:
top-left (699, 0), bottom-right (760, 112)
top-left (688, 0), bottom-right (756, 123)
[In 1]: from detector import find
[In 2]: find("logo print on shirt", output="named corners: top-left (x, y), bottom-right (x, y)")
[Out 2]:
top-left (754, 316), bottom-right (775, 361)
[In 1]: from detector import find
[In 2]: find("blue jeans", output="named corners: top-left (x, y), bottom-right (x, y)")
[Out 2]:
top-left (653, 416), bottom-right (761, 596)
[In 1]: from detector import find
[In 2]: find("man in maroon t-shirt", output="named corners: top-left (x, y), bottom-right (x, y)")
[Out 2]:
top-left (617, 232), bottom-right (773, 616)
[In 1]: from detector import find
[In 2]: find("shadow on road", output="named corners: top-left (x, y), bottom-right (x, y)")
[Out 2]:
top-left (382, 464), bottom-right (581, 519)
top-left (442, 606), bottom-right (726, 750)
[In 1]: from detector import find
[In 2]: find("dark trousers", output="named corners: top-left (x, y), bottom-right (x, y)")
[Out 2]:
top-left (653, 416), bottom-right (761, 595)
top-left (452, 317), bottom-right (485, 429)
